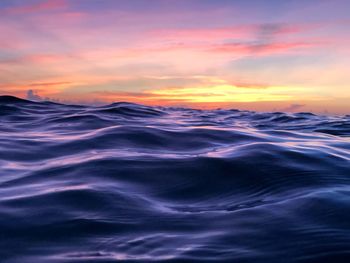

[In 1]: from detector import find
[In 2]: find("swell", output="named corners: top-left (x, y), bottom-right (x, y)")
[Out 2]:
top-left (0, 96), bottom-right (350, 262)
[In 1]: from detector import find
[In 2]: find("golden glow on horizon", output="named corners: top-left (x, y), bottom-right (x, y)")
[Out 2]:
top-left (148, 85), bottom-right (293, 103)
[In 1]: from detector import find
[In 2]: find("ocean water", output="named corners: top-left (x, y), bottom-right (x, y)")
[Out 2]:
top-left (0, 95), bottom-right (350, 263)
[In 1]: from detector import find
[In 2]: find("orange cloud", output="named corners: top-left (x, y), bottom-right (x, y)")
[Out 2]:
top-left (0, 80), bottom-right (75, 99)
top-left (28, 81), bottom-right (73, 87)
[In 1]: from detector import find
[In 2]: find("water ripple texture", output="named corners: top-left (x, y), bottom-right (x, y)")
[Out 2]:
top-left (0, 96), bottom-right (350, 263)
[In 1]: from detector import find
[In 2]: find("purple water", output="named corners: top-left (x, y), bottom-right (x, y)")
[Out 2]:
top-left (0, 95), bottom-right (350, 262)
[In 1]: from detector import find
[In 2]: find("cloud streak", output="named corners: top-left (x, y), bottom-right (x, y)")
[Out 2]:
top-left (2, 0), bottom-right (68, 15)
top-left (210, 41), bottom-right (318, 55)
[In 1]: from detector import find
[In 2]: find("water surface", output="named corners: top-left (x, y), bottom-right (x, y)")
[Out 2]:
top-left (0, 96), bottom-right (350, 262)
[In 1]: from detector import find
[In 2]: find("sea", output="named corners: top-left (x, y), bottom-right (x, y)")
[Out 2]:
top-left (0, 95), bottom-right (349, 262)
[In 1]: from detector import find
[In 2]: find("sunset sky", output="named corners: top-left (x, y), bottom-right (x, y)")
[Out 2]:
top-left (0, 0), bottom-right (349, 113)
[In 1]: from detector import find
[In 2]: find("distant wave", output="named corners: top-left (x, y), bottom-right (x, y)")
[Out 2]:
top-left (0, 96), bottom-right (349, 262)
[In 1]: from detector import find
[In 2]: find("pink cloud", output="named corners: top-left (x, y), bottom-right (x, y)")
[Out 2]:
top-left (26, 54), bottom-right (72, 63)
top-left (0, 24), bottom-right (24, 49)
top-left (3, 0), bottom-right (68, 15)
top-left (138, 23), bottom-right (325, 57)
top-left (106, 40), bottom-right (321, 58)
top-left (149, 23), bottom-right (313, 42)
top-left (210, 41), bottom-right (320, 55)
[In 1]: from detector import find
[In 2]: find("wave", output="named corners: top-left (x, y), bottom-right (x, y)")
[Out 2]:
top-left (0, 96), bottom-right (350, 262)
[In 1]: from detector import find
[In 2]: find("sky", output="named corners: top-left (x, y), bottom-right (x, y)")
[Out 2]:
top-left (0, 0), bottom-right (349, 114)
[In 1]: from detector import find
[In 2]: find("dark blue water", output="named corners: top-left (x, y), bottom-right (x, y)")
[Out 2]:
top-left (1, 95), bottom-right (350, 262)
